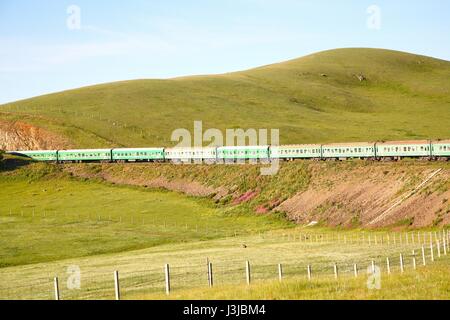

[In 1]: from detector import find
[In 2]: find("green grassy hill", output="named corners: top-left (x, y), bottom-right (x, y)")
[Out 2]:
top-left (1, 48), bottom-right (450, 148)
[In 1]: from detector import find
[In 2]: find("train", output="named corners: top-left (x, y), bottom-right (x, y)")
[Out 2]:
top-left (7, 139), bottom-right (450, 163)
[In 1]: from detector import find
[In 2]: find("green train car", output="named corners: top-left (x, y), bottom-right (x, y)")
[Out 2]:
top-left (270, 145), bottom-right (322, 159)
top-left (7, 139), bottom-right (449, 163)
top-left (217, 146), bottom-right (270, 160)
top-left (10, 150), bottom-right (58, 161)
top-left (112, 148), bottom-right (164, 161)
top-left (58, 149), bottom-right (112, 162)
top-left (322, 142), bottom-right (375, 159)
top-left (165, 147), bottom-right (217, 162)
top-left (432, 140), bottom-right (450, 157)
top-left (376, 140), bottom-right (431, 158)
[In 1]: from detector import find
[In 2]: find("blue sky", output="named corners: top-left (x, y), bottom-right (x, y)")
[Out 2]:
top-left (0, 0), bottom-right (449, 104)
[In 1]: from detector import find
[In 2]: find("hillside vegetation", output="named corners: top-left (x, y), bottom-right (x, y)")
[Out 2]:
top-left (1, 48), bottom-right (450, 149)
top-left (0, 160), bottom-right (287, 267)
top-left (40, 159), bottom-right (450, 229)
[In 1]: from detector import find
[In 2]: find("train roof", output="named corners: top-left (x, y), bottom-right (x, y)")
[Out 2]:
top-left (376, 140), bottom-right (430, 146)
top-left (10, 150), bottom-right (58, 153)
top-left (165, 147), bottom-right (217, 151)
top-left (273, 144), bottom-right (321, 148)
top-left (112, 147), bottom-right (164, 151)
top-left (58, 149), bottom-right (112, 152)
top-left (218, 145), bottom-right (269, 150)
top-left (323, 142), bottom-right (374, 147)
top-left (432, 139), bottom-right (450, 144)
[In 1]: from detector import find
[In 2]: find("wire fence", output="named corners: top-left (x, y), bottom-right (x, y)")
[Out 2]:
top-left (1, 229), bottom-right (448, 300)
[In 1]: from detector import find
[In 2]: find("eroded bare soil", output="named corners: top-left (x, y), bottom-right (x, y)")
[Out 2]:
top-left (0, 119), bottom-right (69, 151)
top-left (63, 161), bottom-right (450, 229)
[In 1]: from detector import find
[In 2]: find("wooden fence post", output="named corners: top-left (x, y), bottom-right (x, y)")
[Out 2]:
top-left (54, 277), bottom-right (60, 301)
top-left (333, 263), bottom-right (338, 279)
top-left (353, 264), bottom-right (358, 277)
top-left (246, 261), bottom-right (251, 285)
top-left (421, 246), bottom-right (426, 266)
top-left (165, 264), bottom-right (170, 295)
top-left (208, 262), bottom-right (213, 287)
top-left (443, 236), bottom-right (447, 255)
top-left (386, 257), bottom-right (391, 275)
top-left (400, 254), bottom-right (404, 273)
top-left (278, 264), bottom-right (283, 282)
top-left (436, 240), bottom-right (441, 258)
top-left (114, 270), bottom-right (120, 300)
top-left (430, 243), bottom-right (434, 262)
top-left (307, 265), bottom-right (312, 280)
top-left (412, 250), bottom-right (417, 270)
top-left (206, 257), bottom-right (210, 285)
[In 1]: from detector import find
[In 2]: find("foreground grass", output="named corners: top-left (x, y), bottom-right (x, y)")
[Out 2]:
top-left (1, 225), bottom-right (444, 300)
top-left (138, 256), bottom-right (450, 300)
top-left (0, 164), bottom-right (288, 267)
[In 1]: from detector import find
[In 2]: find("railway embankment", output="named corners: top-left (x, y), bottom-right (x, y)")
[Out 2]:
top-left (62, 160), bottom-right (450, 229)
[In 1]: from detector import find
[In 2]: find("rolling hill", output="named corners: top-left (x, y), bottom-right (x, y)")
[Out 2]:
top-left (1, 48), bottom-right (450, 149)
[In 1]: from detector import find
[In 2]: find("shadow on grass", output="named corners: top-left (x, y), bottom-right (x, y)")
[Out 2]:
top-left (0, 156), bottom-right (32, 172)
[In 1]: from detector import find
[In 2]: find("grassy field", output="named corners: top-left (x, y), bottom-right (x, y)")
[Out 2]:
top-left (1, 48), bottom-right (450, 148)
top-left (1, 159), bottom-right (449, 300)
top-left (141, 255), bottom-right (450, 300)
top-left (1, 222), bottom-right (448, 300)
top-left (0, 162), bottom-right (289, 268)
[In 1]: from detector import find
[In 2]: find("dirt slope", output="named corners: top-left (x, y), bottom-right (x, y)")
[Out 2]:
top-left (277, 164), bottom-right (449, 228)
top-left (63, 161), bottom-right (450, 229)
top-left (0, 119), bottom-right (69, 151)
